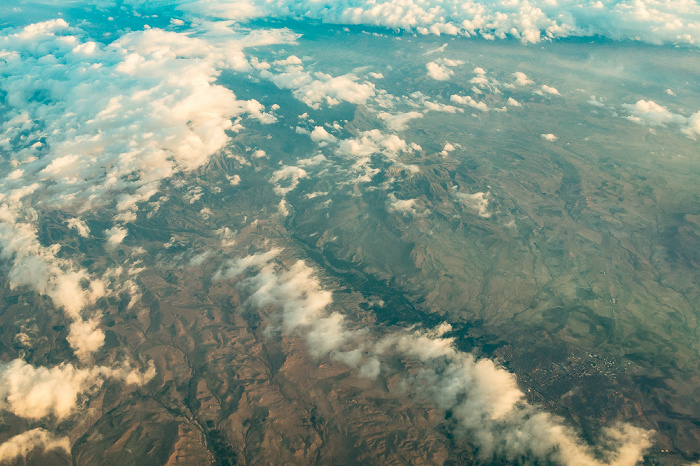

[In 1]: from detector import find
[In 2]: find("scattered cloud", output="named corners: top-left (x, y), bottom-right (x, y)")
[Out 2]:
top-left (588, 95), bottom-right (606, 107)
top-left (423, 43), bottom-right (448, 55)
top-left (264, 57), bottom-right (375, 109)
top-left (541, 84), bottom-right (560, 95)
top-left (273, 54), bottom-right (303, 66)
top-left (453, 189), bottom-right (493, 217)
top-left (378, 111), bottom-right (424, 131)
top-left (66, 218), bottom-right (90, 238)
top-left (513, 71), bottom-right (534, 86)
top-left (0, 359), bottom-right (155, 420)
top-left (67, 318), bottom-right (106, 361)
top-left (277, 199), bottom-right (290, 216)
top-left (105, 226), bottom-right (128, 249)
top-left (440, 142), bottom-right (458, 156)
top-left (621, 99), bottom-right (700, 138)
top-left (310, 126), bottom-right (337, 145)
top-left (0, 429), bottom-right (69, 463)
top-left (541, 133), bottom-right (558, 141)
top-left (426, 57), bottom-right (465, 80)
top-left (190, 250), bottom-right (213, 267)
top-left (686, 111), bottom-right (700, 137)
top-left (470, 74), bottom-right (489, 86)
top-left (426, 61), bottom-right (454, 81)
top-left (218, 252), bottom-right (351, 359)
top-left (0, 18), bottom-right (296, 425)
top-left (305, 191), bottom-right (329, 199)
top-left (622, 99), bottom-right (687, 127)
top-left (507, 97), bottom-right (521, 107)
top-left (0, 213), bottom-right (107, 356)
top-left (337, 129), bottom-right (410, 160)
top-left (0, 19), bottom-right (295, 363)
top-left (297, 153), bottom-right (328, 166)
top-left (333, 129), bottom-right (418, 182)
top-left (270, 166), bottom-right (308, 196)
top-left (450, 94), bottom-right (489, 111)
top-left (424, 100), bottom-right (462, 113)
top-left (387, 193), bottom-right (424, 217)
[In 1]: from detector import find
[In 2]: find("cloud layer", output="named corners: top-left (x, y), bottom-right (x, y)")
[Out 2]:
top-left (0, 20), bottom-right (284, 219)
top-left (178, 0), bottom-right (700, 46)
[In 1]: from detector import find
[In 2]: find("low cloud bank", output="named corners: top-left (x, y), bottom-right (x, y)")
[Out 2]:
top-left (176, 0), bottom-right (700, 46)
top-left (217, 249), bottom-right (653, 465)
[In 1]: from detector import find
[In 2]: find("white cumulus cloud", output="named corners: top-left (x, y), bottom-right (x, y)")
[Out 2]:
top-left (513, 71), bottom-right (534, 86)
top-left (217, 249), bottom-right (653, 465)
top-left (270, 166), bottom-right (309, 196)
top-left (0, 359), bottom-right (155, 420)
top-left (378, 111), bottom-right (424, 131)
top-left (453, 189), bottom-right (493, 218)
top-left (451, 94), bottom-right (489, 111)
top-left (175, 0), bottom-right (700, 47)
top-left (622, 99), bottom-right (687, 127)
top-left (426, 60), bottom-right (461, 81)
top-left (541, 84), bottom-right (561, 95)
top-left (310, 126), bottom-right (338, 145)
top-left (0, 429), bottom-right (69, 463)
top-left (622, 99), bottom-right (700, 138)
top-left (264, 59), bottom-right (375, 109)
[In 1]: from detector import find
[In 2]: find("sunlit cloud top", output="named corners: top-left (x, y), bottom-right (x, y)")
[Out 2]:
top-left (159, 0), bottom-right (700, 46)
